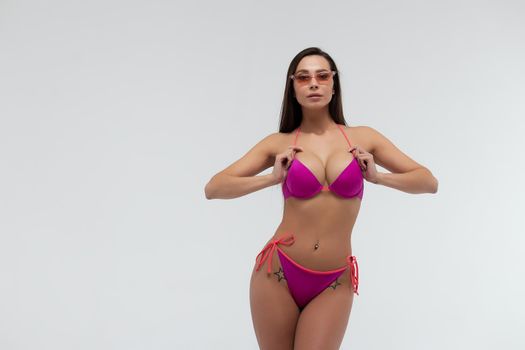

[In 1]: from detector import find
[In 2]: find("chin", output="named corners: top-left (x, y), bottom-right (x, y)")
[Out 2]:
top-left (303, 104), bottom-right (327, 110)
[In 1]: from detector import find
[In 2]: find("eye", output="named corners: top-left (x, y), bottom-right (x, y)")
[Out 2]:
top-left (297, 75), bottom-right (310, 82)
top-left (317, 73), bottom-right (330, 80)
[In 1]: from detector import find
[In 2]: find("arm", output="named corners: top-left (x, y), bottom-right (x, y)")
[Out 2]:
top-left (366, 126), bottom-right (438, 194)
top-left (204, 133), bottom-right (280, 200)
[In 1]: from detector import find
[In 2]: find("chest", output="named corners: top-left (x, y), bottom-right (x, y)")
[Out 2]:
top-left (290, 129), bottom-right (367, 185)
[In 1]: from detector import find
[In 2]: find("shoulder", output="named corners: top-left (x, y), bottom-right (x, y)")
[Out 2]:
top-left (356, 125), bottom-right (387, 141)
top-left (253, 131), bottom-right (291, 157)
top-left (352, 125), bottom-right (381, 138)
top-left (355, 125), bottom-right (394, 154)
top-left (258, 131), bottom-right (287, 146)
top-left (341, 124), bottom-right (375, 134)
top-left (341, 124), bottom-right (380, 153)
top-left (267, 130), bottom-right (298, 145)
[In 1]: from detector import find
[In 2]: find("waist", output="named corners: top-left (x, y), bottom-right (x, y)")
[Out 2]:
top-left (282, 199), bottom-right (360, 229)
top-left (270, 226), bottom-right (353, 270)
top-left (277, 215), bottom-right (357, 238)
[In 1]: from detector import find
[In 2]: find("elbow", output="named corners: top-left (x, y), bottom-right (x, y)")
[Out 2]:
top-left (204, 180), bottom-right (216, 200)
top-left (205, 173), bottom-right (229, 199)
top-left (430, 177), bottom-right (439, 194)
top-left (421, 167), bottom-right (438, 194)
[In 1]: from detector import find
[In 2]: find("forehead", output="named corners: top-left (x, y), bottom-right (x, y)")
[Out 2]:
top-left (295, 55), bottom-right (331, 72)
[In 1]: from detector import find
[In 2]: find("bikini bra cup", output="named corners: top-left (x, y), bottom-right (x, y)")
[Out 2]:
top-left (283, 158), bottom-right (323, 199)
top-left (328, 157), bottom-right (364, 198)
top-left (283, 157), bottom-right (364, 199)
top-left (282, 125), bottom-right (364, 200)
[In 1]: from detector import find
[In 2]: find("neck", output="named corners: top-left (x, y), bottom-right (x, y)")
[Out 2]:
top-left (299, 108), bottom-right (338, 134)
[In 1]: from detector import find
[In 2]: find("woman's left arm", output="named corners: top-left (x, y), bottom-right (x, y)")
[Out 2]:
top-left (352, 126), bottom-right (438, 194)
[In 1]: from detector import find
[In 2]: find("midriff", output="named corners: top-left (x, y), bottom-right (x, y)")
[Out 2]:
top-left (268, 193), bottom-right (361, 271)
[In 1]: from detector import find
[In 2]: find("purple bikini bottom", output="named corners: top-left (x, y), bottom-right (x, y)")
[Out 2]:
top-left (255, 232), bottom-right (359, 310)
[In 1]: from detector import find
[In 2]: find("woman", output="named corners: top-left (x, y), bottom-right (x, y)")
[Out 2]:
top-left (204, 47), bottom-right (438, 350)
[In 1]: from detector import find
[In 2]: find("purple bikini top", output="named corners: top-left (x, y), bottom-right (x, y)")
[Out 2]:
top-left (282, 124), bottom-right (364, 200)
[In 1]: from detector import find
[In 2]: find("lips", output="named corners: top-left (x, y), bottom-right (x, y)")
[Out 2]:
top-left (307, 94), bottom-right (322, 98)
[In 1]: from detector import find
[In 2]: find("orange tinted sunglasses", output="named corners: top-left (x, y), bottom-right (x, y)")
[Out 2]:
top-left (289, 70), bottom-right (337, 85)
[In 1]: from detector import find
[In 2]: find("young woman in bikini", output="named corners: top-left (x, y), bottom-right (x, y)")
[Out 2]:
top-left (204, 47), bottom-right (438, 350)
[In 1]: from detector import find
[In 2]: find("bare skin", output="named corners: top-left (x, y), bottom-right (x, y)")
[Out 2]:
top-left (249, 126), bottom-right (367, 350)
top-left (205, 55), bottom-right (438, 350)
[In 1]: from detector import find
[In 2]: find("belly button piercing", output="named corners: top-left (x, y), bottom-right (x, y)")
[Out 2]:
top-left (314, 240), bottom-right (319, 250)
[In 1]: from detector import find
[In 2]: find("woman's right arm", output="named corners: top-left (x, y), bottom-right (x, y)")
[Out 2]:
top-left (204, 133), bottom-right (301, 199)
top-left (204, 133), bottom-right (280, 200)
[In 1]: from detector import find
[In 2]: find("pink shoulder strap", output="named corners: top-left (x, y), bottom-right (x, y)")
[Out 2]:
top-left (337, 124), bottom-right (353, 148)
top-left (293, 127), bottom-right (301, 146)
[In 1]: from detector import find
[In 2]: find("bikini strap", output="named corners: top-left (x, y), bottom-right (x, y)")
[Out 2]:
top-left (255, 234), bottom-right (296, 274)
top-left (347, 255), bottom-right (359, 296)
top-left (293, 127), bottom-right (301, 146)
top-left (337, 124), bottom-right (353, 148)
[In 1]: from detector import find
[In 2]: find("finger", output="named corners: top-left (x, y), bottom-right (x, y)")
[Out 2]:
top-left (361, 154), bottom-right (373, 165)
top-left (287, 146), bottom-right (301, 153)
top-left (356, 155), bottom-right (366, 169)
top-left (286, 155), bottom-right (293, 169)
top-left (363, 154), bottom-right (373, 162)
top-left (291, 146), bottom-right (303, 157)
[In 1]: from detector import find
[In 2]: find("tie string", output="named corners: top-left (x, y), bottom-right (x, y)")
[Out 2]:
top-left (347, 255), bottom-right (359, 296)
top-left (255, 234), bottom-right (295, 274)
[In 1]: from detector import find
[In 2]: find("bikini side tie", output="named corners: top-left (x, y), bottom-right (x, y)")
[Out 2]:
top-left (255, 234), bottom-right (295, 274)
top-left (347, 255), bottom-right (359, 296)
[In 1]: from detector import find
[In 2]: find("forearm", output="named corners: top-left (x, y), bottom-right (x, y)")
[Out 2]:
top-left (375, 167), bottom-right (438, 194)
top-left (205, 173), bottom-right (279, 199)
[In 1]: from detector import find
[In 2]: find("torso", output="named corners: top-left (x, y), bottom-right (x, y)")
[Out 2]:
top-left (269, 125), bottom-right (372, 270)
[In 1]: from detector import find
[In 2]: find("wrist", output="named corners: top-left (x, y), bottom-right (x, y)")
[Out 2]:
top-left (266, 173), bottom-right (281, 186)
top-left (374, 172), bottom-right (384, 185)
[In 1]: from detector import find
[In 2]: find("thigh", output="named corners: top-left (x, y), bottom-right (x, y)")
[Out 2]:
top-left (249, 249), bottom-right (300, 350)
top-left (293, 273), bottom-right (355, 350)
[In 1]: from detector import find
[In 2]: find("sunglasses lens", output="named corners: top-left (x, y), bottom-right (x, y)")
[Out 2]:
top-left (293, 71), bottom-right (334, 84)
top-left (317, 72), bottom-right (331, 81)
top-left (296, 74), bottom-right (310, 83)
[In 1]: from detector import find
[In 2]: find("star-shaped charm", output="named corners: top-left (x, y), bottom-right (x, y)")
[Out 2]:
top-left (274, 267), bottom-right (286, 282)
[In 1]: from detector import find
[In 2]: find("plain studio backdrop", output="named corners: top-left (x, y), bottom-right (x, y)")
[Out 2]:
top-left (1, 0), bottom-right (524, 349)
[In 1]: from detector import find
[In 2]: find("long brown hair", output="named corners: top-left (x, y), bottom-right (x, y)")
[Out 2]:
top-left (278, 47), bottom-right (348, 133)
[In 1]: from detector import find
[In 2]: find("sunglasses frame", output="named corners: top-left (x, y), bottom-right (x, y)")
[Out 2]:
top-left (289, 70), bottom-right (337, 85)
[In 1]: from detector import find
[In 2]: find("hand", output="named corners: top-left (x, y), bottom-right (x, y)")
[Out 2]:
top-left (349, 145), bottom-right (380, 184)
top-left (272, 145), bottom-right (304, 184)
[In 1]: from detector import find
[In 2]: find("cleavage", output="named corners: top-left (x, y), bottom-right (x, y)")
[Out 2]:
top-left (294, 150), bottom-right (355, 186)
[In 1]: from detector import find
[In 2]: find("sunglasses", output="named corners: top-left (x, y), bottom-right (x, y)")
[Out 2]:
top-left (289, 70), bottom-right (337, 85)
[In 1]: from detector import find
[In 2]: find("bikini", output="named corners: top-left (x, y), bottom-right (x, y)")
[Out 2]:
top-left (255, 124), bottom-right (363, 310)
top-left (282, 124), bottom-right (364, 200)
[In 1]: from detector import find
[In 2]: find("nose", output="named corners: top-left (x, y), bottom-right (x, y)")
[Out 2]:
top-left (309, 77), bottom-right (319, 87)
top-left (309, 79), bottom-right (319, 89)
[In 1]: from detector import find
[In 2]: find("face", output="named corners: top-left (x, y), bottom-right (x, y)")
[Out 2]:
top-left (291, 55), bottom-right (335, 109)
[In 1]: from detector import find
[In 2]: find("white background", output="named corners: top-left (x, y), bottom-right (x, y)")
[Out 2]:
top-left (1, 0), bottom-right (524, 349)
